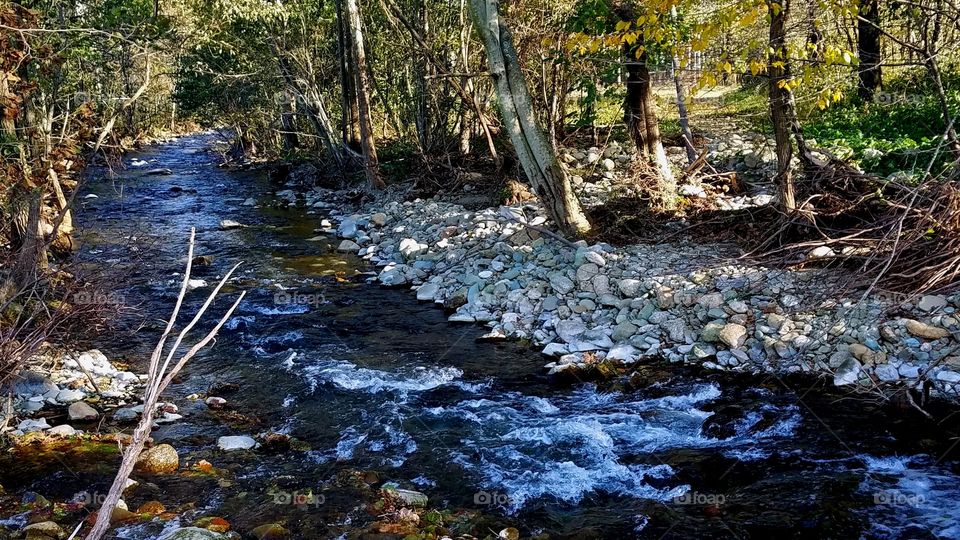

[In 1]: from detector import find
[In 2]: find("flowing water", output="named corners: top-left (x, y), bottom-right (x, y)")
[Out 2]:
top-left (7, 133), bottom-right (960, 539)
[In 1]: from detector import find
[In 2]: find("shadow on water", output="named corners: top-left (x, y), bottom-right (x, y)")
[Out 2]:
top-left (3, 133), bottom-right (960, 539)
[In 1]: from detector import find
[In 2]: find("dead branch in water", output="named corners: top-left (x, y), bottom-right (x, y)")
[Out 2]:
top-left (84, 228), bottom-right (245, 540)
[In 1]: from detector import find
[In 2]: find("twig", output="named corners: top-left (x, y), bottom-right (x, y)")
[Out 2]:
top-left (84, 228), bottom-right (244, 540)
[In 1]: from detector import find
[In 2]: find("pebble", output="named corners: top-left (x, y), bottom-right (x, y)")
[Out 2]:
top-left (67, 401), bottom-right (99, 421)
top-left (218, 435), bottom-right (258, 451)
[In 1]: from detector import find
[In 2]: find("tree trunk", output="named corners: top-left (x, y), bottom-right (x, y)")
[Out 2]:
top-left (768, 0), bottom-right (797, 213)
top-left (336, 0), bottom-right (362, 150)
top-left (925, 55), bottom-right (960, 161)
top-left (471, 0), bottom-right (590, 236)
top-left (280, 91), bottom-right (299, 151)
top-left (344, 0), bottom-right (384, 189)
top-left (8, 186), bottom-right (48, 292)
top-left (624, 45), bottom-right (676, 201)
top-left (414, 0), bottom-right (431, 152)
top-left (857, 0), bottom-right (881, 101)
top-left (923, 4), bottom-right (960, 161)
top-left (672, 54), bottom-right (696, 164)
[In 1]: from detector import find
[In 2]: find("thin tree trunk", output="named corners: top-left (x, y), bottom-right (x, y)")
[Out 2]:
top-left (923, 2), bottom-right (960, 160)
top-left (280, 91), bottom-right (299, 151)
top-left (857, 0), bottom-right (881, 101)
top-left (471, 0), bottom-right (590, 236)
top-left (8, 187), bottom-right (48, 292)
top-left (336, 0), bottom-right (362, 150)
top-left (414, 0), bottom-right (431, 152)
top-left (624, 45), bottom-right (676, 201)
top-left (344, 0), bottom-right (384, 188)
top-left (768, 0), bottom-right (798, 213)
top-left (672, 54), bottom-right (696, 164)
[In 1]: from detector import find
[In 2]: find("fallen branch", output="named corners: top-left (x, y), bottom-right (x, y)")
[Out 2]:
top-left (84, 228), bottom-right (245, 540)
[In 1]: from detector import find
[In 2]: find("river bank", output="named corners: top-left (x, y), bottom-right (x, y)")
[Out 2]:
top-left (324, 187), bottom-right (960, 403)
top-left (3, 133), bottom-right (960, 540)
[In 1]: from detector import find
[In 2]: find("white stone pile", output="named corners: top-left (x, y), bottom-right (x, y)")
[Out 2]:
top-left (329, 197), bottom-right (960, 398)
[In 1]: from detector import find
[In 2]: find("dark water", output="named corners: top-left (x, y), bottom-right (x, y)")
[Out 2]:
top-left (6, 133), bottom-right (960, 539)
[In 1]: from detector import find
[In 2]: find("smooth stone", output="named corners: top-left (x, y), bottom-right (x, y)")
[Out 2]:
top-left (550, 274), bottom-right (575, 295)
top-left (556, 318), bottom-right (587, 343)
top-left (904, 319), bottom-right (950, 340)
top-left (56, 388), bottom-right (86, 403)
top-left (218, 435), bottom-right (257, 451)
top-left (833, 358), bottom-right (862, 386)
top-left (160, 527), bottom-right (225, 540)
top-left (218, 219), bottom-right (244, 230)
top-left (114, 407), bottom-right (139, 422)
top-left (618, 279), bottom-right (642, 297)
top-left (607, 344), bottom-right (638, 361)
top-left (718, 323), bottom-right (748, 348)
top-left (917, 295), bottom-right (948, 312)
top-left (17, 418), bottom-right (50, 432)
top-left (336, 240), bottom-right (361, 253)
top-left (4, 370), bottom-right (57, 396)
top-left (137, 444), bottom-right (180, 474)
top-left (67, 401), bottom-right (99, 421)
top-left (48, 424), bottom-right (78, 436)
top-left (416, 283), bottom-right (440, 301)
top-left (874, 364), bottom-right (900, 382)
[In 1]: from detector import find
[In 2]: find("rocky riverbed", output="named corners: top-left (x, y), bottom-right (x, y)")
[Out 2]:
top-left (323, 192), bottom-right (960, 401)
top-left (4, 132), bottom-right (960, 540)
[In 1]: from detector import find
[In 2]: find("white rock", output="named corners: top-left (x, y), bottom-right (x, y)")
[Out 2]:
top-left (607, 344), bottom-right (638, 361)
top-left (936, 370), bottom-right (960, 383)
top-left (416, 283), bottom-right (440, 301)
top-left (583, 251), bottom-right (605, 267)
top-left (542, 343), bottom-right (568, 356)
top-left (833, 358), bottom-right (862, 386)
top-left (187, 279), bottom-right (207, 290)
top-left (874, 364), bottom-right (900, 382)
top-left (18, 418), bottom-right (50, 432)
top-left (56, 388), bottom-right (86, 403)
top-left (219, 219), bottom-right (244, 230)
top-left (337, 240), bottom-right (361, 253)
top-left (555, 319), bottom-right (587, 343)
top-left (808, 246), bottom-right (835, 259)
top-left (917, 295), bottom-right (948, 312)
top-left (399, 238), bottom-right (426, 259)
top-left (48, 424), bottom-right (78, 436)
top-left (217, 435), bottom-right (257, 451)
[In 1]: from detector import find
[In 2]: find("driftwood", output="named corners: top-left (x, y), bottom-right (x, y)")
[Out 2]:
top-left (84, 228), bottom-right (245, 540)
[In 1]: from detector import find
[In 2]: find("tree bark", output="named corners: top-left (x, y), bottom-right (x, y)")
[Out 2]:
top-left (471, 0), bottom-right (590, 236)
top-left (344, 0), bottom-right (384, 188)
top-left (767, 0), bottom-right (807, 215)
top-left (336, 0), bottom-right (362, 150)
top-left (857, 0), bottom-right (881, 101)
top-left (280, 90), bottom-right (299, 151)
top-left (672, 54), bottom-right (696, 164)
top-left (624, 45), bottom-right (676, 201)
